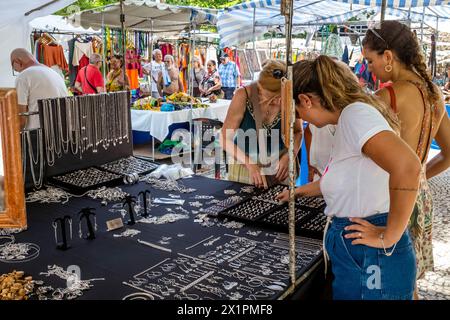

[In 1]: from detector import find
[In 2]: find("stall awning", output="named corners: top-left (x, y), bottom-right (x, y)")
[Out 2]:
top-left (329, 0), bottom-right (449, 7)
top-left (217, 0), bottom-right (366, 48)
top-left (0, 0), bottom-right (76, 87)
top-left (30, 14), bottom-right (100, 33)
top-left (69, 0), bottom-right (217, 34)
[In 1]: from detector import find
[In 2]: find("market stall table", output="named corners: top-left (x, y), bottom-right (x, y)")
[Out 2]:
top-left (0, 175), bottom-right (324, 300)
top-left (131, 99), bottom-right (231, 142)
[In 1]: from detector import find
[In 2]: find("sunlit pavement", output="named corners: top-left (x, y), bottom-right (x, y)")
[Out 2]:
top-left (419, 167), bottom-right (450, 300)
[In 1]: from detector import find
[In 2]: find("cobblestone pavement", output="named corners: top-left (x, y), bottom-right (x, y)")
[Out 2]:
top-left (418, 169), bottom-right (450, 300)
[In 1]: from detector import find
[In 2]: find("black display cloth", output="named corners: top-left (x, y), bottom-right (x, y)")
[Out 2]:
top-left (0, 176), bottom-right (323, 300)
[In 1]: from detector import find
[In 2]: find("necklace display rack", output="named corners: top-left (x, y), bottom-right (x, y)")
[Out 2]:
top-left (207, 185), bottom-right (327, 240)
top-left (36, 92), bottom-right (135, 189)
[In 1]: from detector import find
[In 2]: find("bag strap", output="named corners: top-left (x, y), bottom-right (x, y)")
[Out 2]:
top-left (84, 66), bottom-right (98, 94)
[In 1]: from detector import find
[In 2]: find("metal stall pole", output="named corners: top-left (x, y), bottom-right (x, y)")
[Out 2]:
top-left (120, 0), bottom-right (127, 84)
top-left (149, 18), bottom-right (156, 161)
top-left (281, 0), bottom-right (297, 292)
top-left (101, 13), bottom-right (107, 89)
top-left (189, 22), bottom-right (196, 171)
top-left (380, 0), bottom-right (387, 22)
top-left (253, 6), bottom-right (257, 51)
top-left (420, 6), bottom-right (426, 44)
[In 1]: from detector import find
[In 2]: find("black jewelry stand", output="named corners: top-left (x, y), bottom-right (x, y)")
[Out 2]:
top-left (54, 215), bottom-right (72, 250)
top-left (138, 190), bottom-right (151, 218)
top-left (78, 208), bottom-right (96, 240)
top-left (122, 196), bottom-right (137, 225)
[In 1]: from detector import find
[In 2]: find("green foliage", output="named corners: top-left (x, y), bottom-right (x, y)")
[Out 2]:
top-left (56, 0), bottom-right (117, 16)
top-left (166, 0), bottom-right (243, 8)
top-left (56, 0), bottom-right (245, 15)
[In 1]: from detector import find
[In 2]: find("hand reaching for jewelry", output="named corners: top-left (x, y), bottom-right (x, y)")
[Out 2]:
top-left (275, 188), bottom-right (289, 202)
top-left (247, 164), bottom-right (268, 189)
top-left (275, 154), bottom-right (289, 182)
top-left (344, 218), bottom-right (394, 248)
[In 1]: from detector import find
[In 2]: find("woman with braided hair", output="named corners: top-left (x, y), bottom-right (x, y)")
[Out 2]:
top-left (362, 21), bottom-right (450, 286)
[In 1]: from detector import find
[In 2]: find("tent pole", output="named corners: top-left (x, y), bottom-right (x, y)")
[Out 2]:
top-left (120, 0), bottom-right (126, 87)
top-left (420, 6), bottom-right (425, 45)
top-left (282, 0), bottom-right (297, 290)
top-left (380, 0), bottom-right (387, 22)
top-left (101, 13), bottom-right (106, 89)
top-left (253, 7), bottom-right (257, 50)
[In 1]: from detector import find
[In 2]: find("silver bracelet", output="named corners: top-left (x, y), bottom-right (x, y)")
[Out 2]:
top-left (379, 232), bottom-right (397, 257)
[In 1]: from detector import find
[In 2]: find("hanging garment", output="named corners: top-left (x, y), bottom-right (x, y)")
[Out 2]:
top-left (206, 45), bottom-right (218, 64)
top-left (42, 44), bottom-right (68, 73)
top-left (342, 45), bottom-right (349, 64)
top-left (73, 41), bottom-right (94, 66)
top-left (125, 48), bottom-right (142, 89)
top-left (68, 38), bottom-right (77, 86)
top-left (322, 33), bottom-right (343, 59)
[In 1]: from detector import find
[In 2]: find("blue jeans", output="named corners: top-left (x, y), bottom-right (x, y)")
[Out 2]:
top-left (222, 87), bottom-right (235, 100)
top-left (325, 213), bottom-right (416, 300)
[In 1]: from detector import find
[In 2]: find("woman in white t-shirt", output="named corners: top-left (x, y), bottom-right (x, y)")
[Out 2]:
top-left (277, 56), bottom-right (421, 300)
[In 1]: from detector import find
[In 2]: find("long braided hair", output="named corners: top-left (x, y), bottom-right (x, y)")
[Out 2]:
top-left (362, 20), bottom-right (439, 104)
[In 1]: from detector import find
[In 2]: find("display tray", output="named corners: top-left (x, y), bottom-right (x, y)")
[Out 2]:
top-left (97, 155), bottom-right (160, 176)
top-left (210, 184), bottom-right (327, 239)
top-left (260, 205), bottom-right (327, 239)
top-left (48, 167), bottom-right (123, 195)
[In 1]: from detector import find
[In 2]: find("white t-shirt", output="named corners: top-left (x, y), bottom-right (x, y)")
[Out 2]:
top-left (309, 123), bottom-right (335, 176)
top-left (143, 61), bottom-right (164, 92)
top-left (15, 65), bottom-right (69, 130)
top-left (320, 102), bottom-right (394, 218)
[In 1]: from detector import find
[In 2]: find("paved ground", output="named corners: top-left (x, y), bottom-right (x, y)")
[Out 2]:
top-left (418, 169), bottom-right (450, 300)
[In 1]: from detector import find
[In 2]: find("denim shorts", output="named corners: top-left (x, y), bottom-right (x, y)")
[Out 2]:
top-left (324, 213), bottom-right (417, 300)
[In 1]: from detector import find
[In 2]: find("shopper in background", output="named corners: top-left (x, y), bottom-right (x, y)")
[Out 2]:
top-left (190, 57), bottom-right (206, 97)
top-left (218, 53), bottom-right (240, 100)
top-left (277, 56), bottom-right (421, 300)
top-left (75, 53), bottom-right (105, 95)
top-left (142, 49), bottom-right (164, 98)
top-left (362, 21), bottom-right (450, 286)
top-left (11, 48), bottom-right (68, 130)
top-left (200, 60), bottom-right (223, 99)
top-left (221, 59), bottom-right (302, 188)
top-left (158, 54), bottom-right (183, 97)
top-left (106, 54), bottom-right (129, 92)
top-left (304, 123), bottom-right (335, 182)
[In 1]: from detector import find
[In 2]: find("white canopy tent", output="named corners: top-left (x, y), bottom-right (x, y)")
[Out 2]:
top-left (30, 14), bottom-right (100, 34)
top-left (0, 0), bottom-right (76, 87)
top-left (68, 0), bottom-right (218, 34)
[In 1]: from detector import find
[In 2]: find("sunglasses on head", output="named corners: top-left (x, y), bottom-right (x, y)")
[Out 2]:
top-left (368, 28), bottom-right (389, 49)
top-left (272, 69), bottom-right (286, 79)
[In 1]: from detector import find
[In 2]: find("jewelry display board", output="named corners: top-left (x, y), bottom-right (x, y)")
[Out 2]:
top-left (35, 92), bottom-right (133, 184)
top-left (123, 234), bottom-right (322, 300)
top-left (207, 185), bottom-right (327, 240)
top-left (1, 176), bottom-right (324, 300)
top-left (237, 49), bottom-right (252, 81)
top-left (245, 49), bottom-right (261, 73)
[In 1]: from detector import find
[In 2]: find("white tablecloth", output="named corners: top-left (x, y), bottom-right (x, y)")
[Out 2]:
top-left (131, 99), bottom-right (231, 141)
